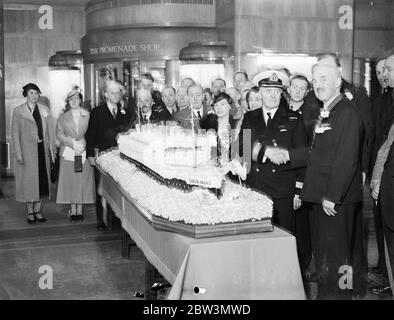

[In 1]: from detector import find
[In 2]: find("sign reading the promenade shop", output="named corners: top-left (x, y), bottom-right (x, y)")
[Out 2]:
top-left (89, 43), bottom-right (160, 55)
top-left (81, 28), bottom-right (216, 63)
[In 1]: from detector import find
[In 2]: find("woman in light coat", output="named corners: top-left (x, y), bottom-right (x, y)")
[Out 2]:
top-left (56, 88), bottom-right (95, 221)
top-left (11, 83), bottom-right (56, 223)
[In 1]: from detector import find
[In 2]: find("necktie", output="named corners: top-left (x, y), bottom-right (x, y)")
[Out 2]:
top-left (112, 107), bottom-right (117, 119)
top-left (266, 112), bottom-right (272, 126)
top-left (197, 111), bottom-right (202, 119)
top-left (143, 115), bottom-right (147, 121)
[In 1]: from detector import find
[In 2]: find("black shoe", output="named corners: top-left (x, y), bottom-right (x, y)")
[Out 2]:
top-left (34, 212), bottom-right (47, 223)
top-left (96, 222), bottom-right (107, 231)
top-left (77, 214), bottom-right (84, 222)
top-left (27, 213), bottom-right (36, 224)
top-left (70, 214), bottom-right (77, 222)
top-left (369, 285), bottom-right (393, 296)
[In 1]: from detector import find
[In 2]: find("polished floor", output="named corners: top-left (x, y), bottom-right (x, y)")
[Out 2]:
top-left (0, 177), bottom-right (391, 300)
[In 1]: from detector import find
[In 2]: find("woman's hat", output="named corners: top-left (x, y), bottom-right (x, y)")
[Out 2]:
top-left (65, 86), bottom-right (82, 102)
top-left (22, 83), bottom-right (41, 97)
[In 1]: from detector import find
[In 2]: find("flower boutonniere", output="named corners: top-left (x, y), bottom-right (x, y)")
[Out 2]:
top-left (119, 108), bottom-right (126, 115)
top-left (344, 91), bottom-right (353, 101)
top-left (314, 123), bottom-right (332, 134)
top-left (320, 109), bottom-right (330, 119)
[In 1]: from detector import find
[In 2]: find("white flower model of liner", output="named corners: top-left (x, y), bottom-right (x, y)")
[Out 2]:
top-left (118, 124), bottom-right (224, 189)
top-left (96, 151), bottom-right (273, 225)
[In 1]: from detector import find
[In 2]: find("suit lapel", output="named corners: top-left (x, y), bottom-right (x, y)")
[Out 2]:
top-left (262, 106), bottom-right (287, 139)
top-left (248, 108), bottom-right (265, 141)
top-left (327, 94), bottom-right (346, 114)
top-left (104, 103), bottom-right (116, 123)
top-left (37, 104), bottom-right (48, 137)
top-left (78, 112), bottom-right (89, 137)
top-left (64, 110), bottom-right (77, 137)
top-left (21, 103), bottom-right (36, 123)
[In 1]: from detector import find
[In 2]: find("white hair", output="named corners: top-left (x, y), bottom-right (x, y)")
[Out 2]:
top-left (136, 88), bottom-right (152, 102)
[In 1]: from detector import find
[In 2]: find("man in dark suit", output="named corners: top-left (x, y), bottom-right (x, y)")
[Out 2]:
top-left (369, 58), bottom-right (393, 280)
top-left (369, 54), bottom-right (394, 296)
top-left (238, 70), bottom-right (308, 233)
top-left (287, 74), bottom-right (314, 279)
top-left (161, 86), bottom-right (178, 117)
top-left (301, 53), bottom-right (372, 296)
top-left (371, 121), bottom-right (394, 297)
top-left (174, 84), bottom-right (210, 130)
top-left (290, 63), bottom-right (363, 299)
top-left (135, 88), bottom-right (172, 125)
top-left (86, 80), bottom-right (133, 230)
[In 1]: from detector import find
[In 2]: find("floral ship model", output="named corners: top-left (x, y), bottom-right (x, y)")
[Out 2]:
top-left (98, 124), bottom-right (273, 238)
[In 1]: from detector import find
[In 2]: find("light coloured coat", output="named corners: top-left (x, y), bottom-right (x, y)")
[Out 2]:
top-left (11, 102), bottom-right (56, 202)
top-left (56, 109), bottom-right (95, 204)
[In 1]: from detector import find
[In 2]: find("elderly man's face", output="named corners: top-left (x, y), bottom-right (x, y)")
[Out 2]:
top-left (138, 95), bottom-right (153, 114)
top-left (105, 84), bottom-right (121, 104)
top-left (312, 65), bottom-right (340, 103)
top-left (233, 73), bottom-right (247, 91)
top-left (288, 78), bottom-right (308, 103)
top-left (212, 80), bottom-right (226, 96)
top-left (383, 56), bottom-right (394, 88)
top-left (188, 86), bottom-right (203, 110)
top-left (140, 78), bottom-right (153, 92)
top-left (376, 60), bottom-right (388, 88)
top-left (260, 87), bottom-right (282, 110)
top-left (162, 88), bottom-right (176, 108)
top-left (176, 87), bottom-right (190, 110)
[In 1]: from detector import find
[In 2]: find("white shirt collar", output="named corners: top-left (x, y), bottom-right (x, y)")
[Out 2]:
top-left (323, 92), bottom-right (341, 110)
top-left (141, 111), bottom-right (152, 120)
top-left (193, 106), bottom-right (204, 117)
top-left (289, 100), bottom-right (304, 112)
top-left (262, 106), bottom-right (278, 124)
top-left (107, 101), bottom-right (117, 114)
top-left (166, 105), bottom-right (177, 114)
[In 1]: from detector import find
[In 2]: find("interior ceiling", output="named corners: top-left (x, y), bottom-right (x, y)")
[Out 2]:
top-left (4, 0), bottom-right (90, 6)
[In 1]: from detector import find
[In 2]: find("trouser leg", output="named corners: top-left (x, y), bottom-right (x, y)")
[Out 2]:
top-left (94, 167), bottom-right (104, 225)
top-left (295, 203), bottom-right (312, 275)
top-left (351, 201), bottom-right (367, 295)
top-left (374, 201), bottom-right (388, 273)
top-left (312, 203), bottom-right (355, 300)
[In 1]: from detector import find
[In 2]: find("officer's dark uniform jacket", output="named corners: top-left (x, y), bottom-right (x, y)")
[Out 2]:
top-left (237, 102), bottom-right (308, 199)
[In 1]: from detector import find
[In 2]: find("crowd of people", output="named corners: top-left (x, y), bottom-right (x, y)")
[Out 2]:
top-left (10, 51), bottom-right (394, 300)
